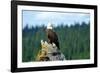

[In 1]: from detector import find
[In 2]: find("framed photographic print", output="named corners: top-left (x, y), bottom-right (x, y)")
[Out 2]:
top-left (11, 1), bottom-right (97, 72)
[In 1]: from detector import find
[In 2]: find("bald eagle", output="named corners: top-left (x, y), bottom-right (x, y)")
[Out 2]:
top-left (46, 29), bottom-right (60, 49)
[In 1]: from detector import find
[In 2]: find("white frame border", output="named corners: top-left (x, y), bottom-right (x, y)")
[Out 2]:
top-left (17, 5), bottom-right (94, 68)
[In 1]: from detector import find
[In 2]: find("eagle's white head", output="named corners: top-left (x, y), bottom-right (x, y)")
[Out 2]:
top-left (47, 22), bottom-right (53, 30)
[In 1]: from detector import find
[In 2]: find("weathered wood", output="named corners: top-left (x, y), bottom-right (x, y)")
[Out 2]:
top-left (36, 40), bottom-right (65, 61)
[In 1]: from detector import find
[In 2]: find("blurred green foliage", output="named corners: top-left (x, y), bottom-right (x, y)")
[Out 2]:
top-left (22, 22), bottom-right (90, 62)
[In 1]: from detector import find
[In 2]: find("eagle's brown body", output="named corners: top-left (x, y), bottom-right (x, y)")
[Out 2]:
top-left (46, 29), bottom-right (60, 49)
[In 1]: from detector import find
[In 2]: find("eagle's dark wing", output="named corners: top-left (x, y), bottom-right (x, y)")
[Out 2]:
top-left (47, 29), bottom-right (60, 49)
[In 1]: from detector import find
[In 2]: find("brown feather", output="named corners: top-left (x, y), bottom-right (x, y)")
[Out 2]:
top-left (46, 29), bottom-right (60, 49)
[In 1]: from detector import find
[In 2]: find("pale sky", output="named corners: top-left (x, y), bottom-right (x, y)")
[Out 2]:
top-left (22, 10), bottom-right (90, 28)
